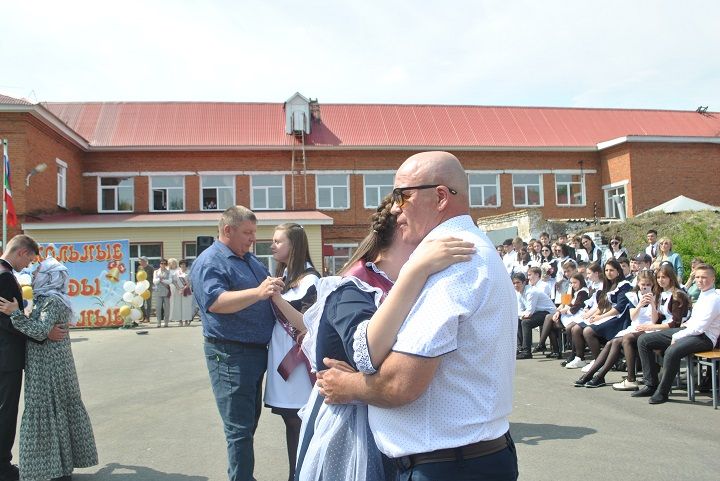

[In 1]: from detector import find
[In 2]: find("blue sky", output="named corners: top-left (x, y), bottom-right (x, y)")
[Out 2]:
top-left (2, 0), bottom-right (718, 110)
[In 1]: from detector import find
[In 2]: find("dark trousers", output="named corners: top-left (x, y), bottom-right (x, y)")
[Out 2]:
top-left (0, 369), bottom-right (22, 467)
top-left (519, 311), bottom-right (551, 352)
top-left (396, 433), bottom-right (518, 481)
top-left (204, 340), bottom-right (267, 481)
top-left (637, 328), bottom-right (713, 396)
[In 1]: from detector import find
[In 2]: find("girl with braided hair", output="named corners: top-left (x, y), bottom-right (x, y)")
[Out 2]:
top-left (294, 195), bottom-right (475, 481)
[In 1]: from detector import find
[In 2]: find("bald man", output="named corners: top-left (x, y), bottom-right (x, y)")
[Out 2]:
top-left (318, 152), bottom-right (519, 480)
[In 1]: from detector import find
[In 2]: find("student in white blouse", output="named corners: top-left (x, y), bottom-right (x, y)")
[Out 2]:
top-left (634, 264), bottom-right (720, 404)
top-left (317, 151), bottom-right (519, 481)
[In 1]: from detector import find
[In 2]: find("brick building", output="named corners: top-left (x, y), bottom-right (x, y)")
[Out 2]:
top-left (1, 92), bottom-right (719, 273)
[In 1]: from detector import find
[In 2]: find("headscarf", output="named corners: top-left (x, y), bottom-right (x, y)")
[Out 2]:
top-left (32, 257), bottom-right (74, 315)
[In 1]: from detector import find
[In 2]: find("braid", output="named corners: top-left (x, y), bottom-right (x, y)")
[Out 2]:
top-left (370, 195), bottom-right (397, 250)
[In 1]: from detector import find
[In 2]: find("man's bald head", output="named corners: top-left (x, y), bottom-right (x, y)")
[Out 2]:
top-left (398, 151), bottom-right (469, 205)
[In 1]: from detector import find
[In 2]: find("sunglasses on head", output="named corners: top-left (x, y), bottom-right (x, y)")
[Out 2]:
top-left (391, 184), bottom-right (457, 208)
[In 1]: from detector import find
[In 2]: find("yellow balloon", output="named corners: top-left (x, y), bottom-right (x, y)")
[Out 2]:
top-left (136, 270), bottom-right (147, 282)
top-left (141, 290), bottom-right (151, 300)
top-left (118, 305), bottom-right (131, 318)
top-left (22, 285), bottom-right (33, 300)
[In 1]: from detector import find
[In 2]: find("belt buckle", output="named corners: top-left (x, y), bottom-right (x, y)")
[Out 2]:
top-left (394, 455), bottom-right (413, 470)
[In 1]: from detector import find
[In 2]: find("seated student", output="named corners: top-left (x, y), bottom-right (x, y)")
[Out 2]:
top-left (633, 263), bottom-right (720, 404)
top-left (551, 245), bottom-right (575, 304)
top-left (558, 233), bottom-right (576, 260)
top-left (630, 252), bottom-right (652, 282)
top-left (651, 237), bottom-right (684, 282)
top-left (581, 235), bottom-right (603, 264)
top-left (581, 259), bottom-right (633, 370)
top-left (602, 235), bottom-right (628, 265)
top-left (572, 236), bottom-right (589, 263)
top-left (683, 257), bottom-right (705, 303)
top-left (612, 264), bottom-right (689, 391)
top-left (585, 262), bottom-right (603, 294)
top-left (619, 257), bottom-right (633, 285)
top-left (539, 231), bottom-right (551, 247)
top-left (574, 270), bottom-right (661, 387)
top-left (514, 272), bottom-right (557, 359)
top-left (538, 273), bottom-right (590, 359)
top-left (528, 239), bottom-right (543, 265)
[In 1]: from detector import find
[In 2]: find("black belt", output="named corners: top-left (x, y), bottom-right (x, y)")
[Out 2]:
top-left (392, 432), bottom-right (510, 470)
top-left (204, 336), bottom-right (267, 350)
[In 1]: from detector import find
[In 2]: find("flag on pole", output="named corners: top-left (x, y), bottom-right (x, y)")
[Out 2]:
top-left (3, 148), bottom-right (17, 227)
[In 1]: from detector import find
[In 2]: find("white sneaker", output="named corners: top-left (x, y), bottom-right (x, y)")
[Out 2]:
top-left (565, 357), bottom-right (588, 369)
top-left (581, 360), bottom-right (595, 372)
top-left (612, 379), bottom-right (639, 391)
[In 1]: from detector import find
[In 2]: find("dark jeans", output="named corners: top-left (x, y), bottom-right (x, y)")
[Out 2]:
top-left (0, 369), bottom-right (22, 467)
top-left (396, 433), bottom-right (518, 481)
top-left (520, 311), bottom-right (551, 352)
top-left (637, 328), bottom-right (713, 396)
top-left (204, 340), bottom-right (267, 481)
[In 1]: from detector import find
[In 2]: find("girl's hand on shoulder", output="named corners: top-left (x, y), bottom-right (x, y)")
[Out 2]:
top-left (406, 236), bottom-right (476, 276)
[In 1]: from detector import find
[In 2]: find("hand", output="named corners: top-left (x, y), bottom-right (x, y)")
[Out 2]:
top-left (47, 323), bottom-right (69, 342)
top-left (258, 276), bottom-right (285, 300)
top-left (405, 236), bottom-right (475, 277)
top-left (0, 296), bottom-right (19, 314)
top-left (316, 357), bottom-right (358, 404)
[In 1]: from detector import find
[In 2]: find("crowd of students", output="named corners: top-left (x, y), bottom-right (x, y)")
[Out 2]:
top-left (500, 229), bottom-right (720, 405)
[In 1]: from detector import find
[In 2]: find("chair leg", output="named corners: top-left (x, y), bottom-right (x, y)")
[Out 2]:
top-left (712, 359), bottom-right (718, 410)
top-left (687, 355), bottom-right (695, 402)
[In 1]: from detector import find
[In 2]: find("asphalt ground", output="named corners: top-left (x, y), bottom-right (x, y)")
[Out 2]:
top-left (13, 324), bottom-right (720, 481)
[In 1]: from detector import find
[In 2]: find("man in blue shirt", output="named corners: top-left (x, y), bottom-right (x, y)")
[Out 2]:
top-left (190, 206), bottom-right (284, 481)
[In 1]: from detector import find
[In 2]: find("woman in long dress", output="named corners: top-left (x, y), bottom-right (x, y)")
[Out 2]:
top-left (170, 260), bottom-right (194, 326)
top-left (265, 223), bottom-right (320, 481)
top-left (0, 257), bottom-right (97, 481)
top-left (293, 197), bottom-right (474, 481)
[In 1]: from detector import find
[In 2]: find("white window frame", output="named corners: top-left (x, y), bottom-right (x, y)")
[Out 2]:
top-left (468, 172), bottom-right (501, 208)
top-left (512, 173), bottom-right (544, 207)
top-left (555, 173), bottom-right (586, 207)
top-left (316, 174), bottom-right (350, 210)
top-left (200, 175), bottom-right (236, 211)
top-left (130, 243), bottom-right (163, 279)
top-left (149, 175), bottom-right (185, 212)
top-left (251, 175), bottom-right (285, 210)
top-left (98, 176), bottom-right (134, 212)
top-left (324, 243), bottom-right (357, 275)
top-left (363, 173), bottom-right (395, 208)
top-left (603, 181), bottom-right (628, 219)
top-left (254, 240), bottom-right (278, 273)
top-left (56, 159), bottom-right (67, 208)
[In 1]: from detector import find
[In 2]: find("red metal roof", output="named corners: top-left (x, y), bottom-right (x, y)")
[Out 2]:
top-left (0, 94), bottom-right (33, 106)
top-left (20, 99), bottom-right (720, 149)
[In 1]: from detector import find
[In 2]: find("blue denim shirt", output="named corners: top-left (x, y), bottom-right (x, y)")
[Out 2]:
top-left (190, 240), bottom-right (274, 344)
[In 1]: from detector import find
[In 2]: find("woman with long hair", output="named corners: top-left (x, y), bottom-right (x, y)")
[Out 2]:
top-left (651, 237), bottom-right (684, 281)
top-left (0, 257), bottom-right (97, 481)
top-left (602, 235), bottom-right (628, 265)
top-left (294, 197), bottom-right (474, 481)
top-left (581, 235), bottom-right (603, 264)
top-left (538, 273), bottom-right (590, 359)
top-left (574, 269), bottom-right (660, 388)
top-left (264, 223), bottom-right (321, 481)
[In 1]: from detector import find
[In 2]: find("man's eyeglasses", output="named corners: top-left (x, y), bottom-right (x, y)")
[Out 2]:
top-left (391, 184), bottom-right (457, 208)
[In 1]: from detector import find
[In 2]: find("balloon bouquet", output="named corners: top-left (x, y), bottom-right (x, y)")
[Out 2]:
top-left (117, 269), bottom-right (151, 329)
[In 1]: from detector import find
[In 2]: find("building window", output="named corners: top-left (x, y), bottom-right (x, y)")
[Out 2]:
top-left (317, 174), bottom-right (349, 210)
top-left (324, 244), bottom-right (356, 275)
top-left (604, 185), bottom-right (627, 219)
top-left (555, 174), bottom-right (585, 206)
top-left (56, 159), bottom-right (67, 208)
top-left (468, 173), bottom-right (500, 207)
top-left (254, 241), bottom-right (277, 273)
top-left (512, 174), bottom-right (543, 207)
top-left (130, 243), bottom-right (163, 277)
top-left (150, 176), bottom-right (184, 211)
top-left (182, 242), bottom-right (197, 268)
top-left (99, 177), bottom-right (134, 212)
top-left (364, 173), bottom-right (394, 208)
top-left (251, 175), bottom-right (285, 210)
top-left (201, 175), bottom-right (235, 210)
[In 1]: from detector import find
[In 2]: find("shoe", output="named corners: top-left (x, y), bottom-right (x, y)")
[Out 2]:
top-left (0, 464), bottom-right (19, 481)
top-left (132, 321), bottom-right (139, 327)
top-left (649, 392), bottom-right (669, 404)
top-left (545, 351), bottom-right (560, 358)
top-left (516, 351), bottom-right (533, 360)
top-left (631, 386), bottom-right (657, 398)
top-left (531, 345), bottom-right (546, 353)
top-left (581, 360), bottom-right (595, 373)
top-left (612, 379), bottom-right (639, 391)
top-left (565, 357), bottom-right (588, 369)
top-left (574, 375), bottom-right (590, 387)
top-left (584, 376), bottom-right (606, 388)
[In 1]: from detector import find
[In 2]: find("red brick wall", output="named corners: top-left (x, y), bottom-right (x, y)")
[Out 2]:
top-left (600, 146), bottom-right (632, 215)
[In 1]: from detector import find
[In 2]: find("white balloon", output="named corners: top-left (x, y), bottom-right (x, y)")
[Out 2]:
top-left (131, 296), bottom-right (144, 308)
top-left (134, 283), bottom-right (147, 294)
top-left (140, 280), bottom-right (151, 291)
top-left (130, 308), bottom-right (142, 321)
top-left (122, 292), bottom-right (134, 303)
top-left (17, 274), bottom-right (32, 286)
top-left (123, 281), bottom-right (136, 292)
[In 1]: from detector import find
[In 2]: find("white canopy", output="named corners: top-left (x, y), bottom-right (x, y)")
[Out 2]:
top-left (643, 195), bottom-right (720, 214)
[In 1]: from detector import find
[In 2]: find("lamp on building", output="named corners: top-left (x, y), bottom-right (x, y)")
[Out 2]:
top-left (25, 162), bottom-right (48, 186)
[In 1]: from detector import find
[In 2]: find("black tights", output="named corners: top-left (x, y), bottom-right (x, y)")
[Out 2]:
top-left (582, 337), bottom-right (623, 380)
top-left (569, 323), bottom-right (586, 358)
top-left (281, 412), bottom-right (302, 481)
top-left (582, 326), bottom-right (603, 359)
top-left (622, 331), bottom-right (643, 382)
top-left (538, 314), bottom-right (561, 352)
